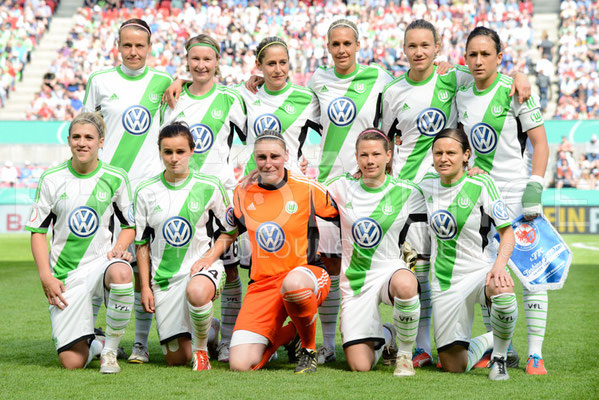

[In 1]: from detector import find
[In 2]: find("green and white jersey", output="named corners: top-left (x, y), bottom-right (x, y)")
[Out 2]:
top-left (418, 173), bottom-right (512, 292)
top-left (159, 83), bottom-right (246, 191)
top-left (25, 160), bottom-right (134, 282)
top-left (134, 171), bottom-right (237, 291)
top-left (456, 73), bottom-right (544, 194)
top-left (237, 82), bottom-right (320, 175)
top-left (308, 64), bottom-right (393, 183)
top-left (326, 173), bottom-right (429, 296)
top-left (381, 66), bottom-right (472, 182)
top-left (83, 65), bottom-right (173, 187)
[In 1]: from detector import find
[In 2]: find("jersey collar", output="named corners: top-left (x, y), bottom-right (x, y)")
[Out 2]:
top-left (67, 159), bottom-right (102, 179)
top-left (184, 82), bottom-right (216, 99)
top-left (473, 72), bottom-right (501, 96)
top-left (263, 81), bottom-right (292, 96)
top-left (161, 170), bottom-right (193, 190)
top-left (359, 174), bottom-right (390, 193)
top-left (334, 64), bottom-right (360, 79)
top-left (116, 65), bottom-right (149, 81)
top-left (258, 169), bottom-right (288, 190)
top-left (405, 65), bottom-right (436, 86)
top-left (440, 171), bottom-right (467, 187)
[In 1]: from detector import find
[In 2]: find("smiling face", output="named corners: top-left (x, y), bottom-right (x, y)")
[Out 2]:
top-left (327, 27), bottom-right (360, 75)
top-left (159, 135), bottom-right (193, 178)
top-left (432, 137), bottom-right (470, 183)
top-left (254, 139), bottom-right (288, 186)
top-left (118, 27), bottom-right (151, 70)
top-left (356, 139), bottom-right (391, 185)
top-left (68, 123), bottom-right (103, 167)
top-left (256, 44), bottom-right (289, 91)
top-left (187, 45), bottom-right (218, 85)
top-left (465, 35), bottom-right (502, 89)
top-left (404, 28), bottom-right (438, 77)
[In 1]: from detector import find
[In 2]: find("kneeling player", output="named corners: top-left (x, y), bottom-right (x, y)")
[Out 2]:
top-left (418, 128), bottom-right (518, 380)
top-left (27, 112), bottom-right (135, 373)
top-left (135, 123), bottom-right (237, 371)
top-left (229, 131), bottom-right (338, 374)
top-left (326, 129), bottom-right (429, 376)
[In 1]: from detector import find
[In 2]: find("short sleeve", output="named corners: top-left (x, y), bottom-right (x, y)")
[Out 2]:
top-left (311, 180), bottom-right (338, 221)
top-left (513, 94), bottom-right (544, 132)
top-left (404, 186), bottom-right (430, 257)
top-left (479, 175), bottom-right (512, 229)
top-left (115, 172), bottom-right (134, 229)
top-left (210, 180), bottom-right (237, 235)
top-left (134, 187), bottom-right (150, 245)
top-left (24, 175), bottom-right (55, 233)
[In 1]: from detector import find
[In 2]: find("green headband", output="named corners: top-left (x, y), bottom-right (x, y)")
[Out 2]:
top-left (256, 41), bottom-right (288, 60)
top-left (186, 43), bottom-right (220, 56)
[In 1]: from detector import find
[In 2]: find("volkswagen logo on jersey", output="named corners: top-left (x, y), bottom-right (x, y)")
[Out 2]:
top-left (352, 218), bottom-right (383, 249)
top-left (122, 105), bottom-right (151, 135)
top-left (514, 222), bottom-right (539, 250)
top-left (470, 123), bottom-right (498, 154)
top-left (328, 97), bottom-right (357, 127)
top-left (254, 114), bottom-right (282, 134)
top-left (162, 216), bottom-right (193, 248)
top-left (416, 108), bottom-right (446, 137)
top-left (190, 124), bottom-right (214, 154)
top-left (68, 206), bottom-right (100, 238)
top-left (225, 206), bottom-right (235, 227)
top-left (256, 222), bottom-right (285, 252)
top-left (492, 200), bottom-right (510, 222)
top-left (430, 210), bottom-right (457, 240)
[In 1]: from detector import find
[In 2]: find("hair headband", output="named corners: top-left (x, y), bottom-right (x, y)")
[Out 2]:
top-left (256, 41), bottom-right (288, 60)
top-left (328, 22), bottom-right (359, 37)
top-left (186, 42), bottom-right (220, 56)
top-left (255, 133), bottom-right (286, 144)
top-left (119, 22), bottom-right (151, 36)
top-left (359, 129), bottom-right (389, 143)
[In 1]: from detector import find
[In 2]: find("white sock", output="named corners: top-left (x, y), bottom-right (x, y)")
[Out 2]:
top-left (490, 293), bottom-right (518, 359)
top-left (393, 295), bottom-right (420, 356)
top-left (134, 291), bottom-right (152, 347)
top-left (188, 302), bottom-right (213, 352)
top-left (480, 304), bottom-right (492, 332)
top-left (523, 289), bottom-right (547, 357)
top-left (220, 277), bottom-right (242, 344)
top-left (318, 274), bottom-right (340, 350)
top-left (414, 261), bottom-right (432, 356)
top-left (103, 283), bottom-right (134, 354)
top-left (466, 331), bottom-right (493, 372)
top-left (85, 339), bottom-right (104, 368)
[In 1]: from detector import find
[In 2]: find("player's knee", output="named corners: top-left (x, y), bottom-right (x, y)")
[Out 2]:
top-left (389, 270), bottom-right (418, 299)
top-left (229, 356), bottom-right (253, 371)
top-left (485, 282), bottom-right (515, 297)
top-left (186, 278), bottom-right (213, 307)
top-left (165, 351), bottom-right (190, 366)
top-left (107, 262), bottom-right (132, 284)
top-left (58, 353), bottom-right (86, 370)
top-left (347, 357), bottom-right (371, 372)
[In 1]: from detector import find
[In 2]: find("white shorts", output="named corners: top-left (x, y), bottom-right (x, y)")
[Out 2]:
top-left (316, 217), bottom-right (341, 257)
top-left (50, 258), bottom-right (131, 352)
top-left (432, 269), bottom-right (488, 352)
top-left (339, 264), bottom-right (409, 349)
top-left (230, 330), bottom-right (270, 348)
top-left (154, 260), bottom-right (225, 345)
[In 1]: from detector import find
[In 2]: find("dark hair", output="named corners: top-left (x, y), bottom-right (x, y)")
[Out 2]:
top-left (118, 19), bottom-right (151, 44)
top-left (158, 122), bottom-right (195, 151)
top-left (355, 128), bottom-right (393, 175)
top-left (432, 127), bottom-right (471, 167)
top-left (466, 26), bottom-right (501, 55)
top-left (404, 19), bottom-right (439, 44)
top-left (256, 36), bottom-right (289, 64)
top-left (255, 129), bottom-right (286, 150)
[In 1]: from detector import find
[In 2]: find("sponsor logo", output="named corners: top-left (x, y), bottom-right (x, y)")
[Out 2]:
top-left (225, 206), bottom-right (235, 227)
top-left (254, 113), bottom-right (282, 134)
top-left (68, 206), bottom-right (100, 238)
top-left (122, 105), bottom-right (151, 135)
top-left (492, 200), bottom-right (510, 221)
top-left (470, 122), bottom-right (498, 154)
top-left (247, 202), bottom-right (256, 211)
top-left (190, 123), bottom-right (214, 154)
top-left (162, 216), bottom-right (193, 247)
top-left (285, 201), bottom-right (298, 214)
top-left (345, 201), bottom-right (353, 209)
top-left (352, 217), bottom-right (383, 249)
top-left (109, 93), bottom-right (119, 101)
top-left (328, 97), bottom-right (357, 127)
top-left (416, 107), bottom-right (446, 137)
top-left (256, 222), bottom-right (285, 252)
top-left (153, 205), bottom-right (162, 213)
top-left (320, 85), bottom-right (328, 93)
top-left (211, 109), bottom-right (223, 120)
top-left (463, 111), bottom-right (468, 119)
top-left (514, 222), bottom-right (538, 250)
top-left (430, 210), bottom-right (457, 240)
top-left (437, 90), bottom-right (450, 102)
top-left (59, 192), bottom-right (69, 200)
top-left (402, 103), bottom-right (410, 111)
top-left (253, 100), bottom-right (261, 106)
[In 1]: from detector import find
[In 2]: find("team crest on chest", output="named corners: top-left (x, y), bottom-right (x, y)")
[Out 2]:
top-left (328, 97), bottom-right (357, 127)
top-left (149, 93), bottom-right (160, 104)
top-left (211, 109), bottom-right (223, 120)
top-left (254, 113), bottom-right (282, 134)
top-left (256, 222), bottom-right (285, 252)
top-left (491, 105), bottom-right (503, 117)
top-left (430, 210), bottom-right (457, 240)
top-left (437, 90), bottom-right (450, 102)
top-left (285, 201), bottom-right (298, 214)
top-left (457, 196), bottom-right (472, 209)
top-left (470, 123), bottom-right (498, 154)
top-left (95, 191), bottom-right (108, 203)
top-left (162, 216), bottom-right (192, 247)
top-left (188, 201), bottom-right (200, 212)
top-left (416, 108), bottom-right (446, 137)
top-left (190, 123), bottom-right (214, 154)
top-left (122, 105), bottom-right (151, 135)
top-left (284, 104), bottom-right (296, 115)
top-left (68, 206), bottom-right (100, 238)
top-left (382, 204), bottom-right (393, 216)
top-left (353, 83), bottom-right (366, 94)
top-left (352, 217), bottom-right (382, 249)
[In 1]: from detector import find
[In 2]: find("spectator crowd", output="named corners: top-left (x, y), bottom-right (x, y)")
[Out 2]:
top-left (553, 134), bottom-right (599, 189)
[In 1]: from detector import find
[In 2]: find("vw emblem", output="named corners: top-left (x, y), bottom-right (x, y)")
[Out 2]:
top-left (225, 206), bottom-right (235, 227)
top-left (254, 113), bottom-right (282, 134)
top-left (162, 216), bottom-right (193, 247)
top-left (190, 124), bottom-right (214, 154)
top-left (430, 210), bottom-right (457, 240)
top-left (470, 123), bottom-right (498, 154)
top-left (352, 218), bottom-right (382, 249)
top-left (492, 200), bottom-right (510, 222)
top-left (256, 222), bottom-right (285, 252)
top-left (68, 206), bottom-right (100, 238)
top-left (416, 108), bottom-right (446, 137)
top-left (122, 105), bottom-right (151, 135)
top-left (328, 97), bottom-right (357, 127)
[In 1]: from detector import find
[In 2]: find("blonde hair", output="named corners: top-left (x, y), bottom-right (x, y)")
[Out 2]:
top-left (69, 112), bottom-right (106, 139)
top-left (185, 34), bottom-right (221, 76)
top-left (327, 19), bottom-right (359, 41)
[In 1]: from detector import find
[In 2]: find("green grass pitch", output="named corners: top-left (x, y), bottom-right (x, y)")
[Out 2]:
top-left (0, 234), bottom-right (597, 399)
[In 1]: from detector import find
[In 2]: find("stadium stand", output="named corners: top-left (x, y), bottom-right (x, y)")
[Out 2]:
top-left (25, 0), bottom-right (538, 120)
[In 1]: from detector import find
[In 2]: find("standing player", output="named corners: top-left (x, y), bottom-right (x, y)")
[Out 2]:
top-left (229, 130), bottom-right (338, 373)
top-left (307, 19), bottom-right (394, 363)
top-left (135, 122), bottom-right (237, 371)
top-left (27, 112), bottom-right (135, 374)
top-left (83, 18), bottom-right (174, 364)
top-left (456, 26), bottom-right (550, 375)
top-left (159, 34), bottom-right (246, 362)
top-left (325, 129), bottom-right (429, 377)
top-left (236, 36), bottom-right (320, 175)
top-left (419, 128), bottom-right (518, 380)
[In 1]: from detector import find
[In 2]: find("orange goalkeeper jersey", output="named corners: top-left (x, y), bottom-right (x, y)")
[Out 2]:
top-left (233, 170), bottom-right (338, 282)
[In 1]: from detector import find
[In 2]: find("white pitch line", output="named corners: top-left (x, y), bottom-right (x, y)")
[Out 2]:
top-left (572, 243), bottom-right (599, 251)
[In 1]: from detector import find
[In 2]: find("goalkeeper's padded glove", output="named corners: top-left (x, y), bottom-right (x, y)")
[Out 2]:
top-left (521, 175), bottom-right (544, 219)
top-left (401, 241), bottom-right (418, 271)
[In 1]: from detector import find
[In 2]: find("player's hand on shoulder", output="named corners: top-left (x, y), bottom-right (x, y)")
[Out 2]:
top-left (299, 156), bottom-right (308, 175)
top-left (41, 275), bottom-right (68, 310)
top-left (435, 61), bottom-right (452, 75)
top-left (163, 78), bottom-right (185, 109)
top-left (510, 72), bottom-right (532, 104)
top-left (246, 75), bottom-right (264, 94)
top-left (141, 286), bottom-right (155, 313)
top-left (239, 169), bottom-right (260, 189)
top-left (467, 166), bottom-right (487, 177)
